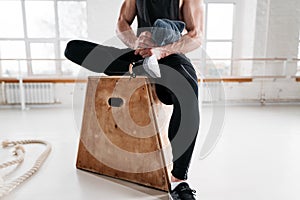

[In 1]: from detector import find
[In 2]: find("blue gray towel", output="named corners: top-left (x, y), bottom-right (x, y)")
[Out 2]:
top-left (151, 18), bottom-right (186, 46)
top-left (143, 19), bottom-right (186, 78)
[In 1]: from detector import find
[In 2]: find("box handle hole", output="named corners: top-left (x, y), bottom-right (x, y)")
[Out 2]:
top-left (108, 97), bottom-right (124, 107)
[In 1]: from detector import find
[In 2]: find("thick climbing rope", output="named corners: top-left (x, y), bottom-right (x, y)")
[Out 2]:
top-left (0, 145), bottom-right (25, 170)
top-left (0, 140), bottom-right (51, 198)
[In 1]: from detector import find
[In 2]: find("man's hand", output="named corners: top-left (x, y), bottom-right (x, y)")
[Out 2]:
top-left (134, 46), bottom-right (172, 60)
top-left (134, 31), bottom-right (173, 60)
top-left (134, 31), bottom-right (156, 49)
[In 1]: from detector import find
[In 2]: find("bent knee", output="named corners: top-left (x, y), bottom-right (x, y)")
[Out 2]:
top-left (64, 40), bottom-right (76, 58)
top-left (64, 40), bottom-right (82, 56)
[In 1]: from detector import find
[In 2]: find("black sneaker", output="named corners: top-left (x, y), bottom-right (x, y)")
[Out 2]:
top-left (170, 182), bottom-right (196, 200)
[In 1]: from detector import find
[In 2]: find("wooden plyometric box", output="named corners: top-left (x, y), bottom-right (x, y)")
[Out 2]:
top-left (76, 76), bottom-right (173, 191)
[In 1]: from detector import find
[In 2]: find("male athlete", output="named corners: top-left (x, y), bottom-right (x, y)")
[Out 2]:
top-left (116, 0), bottom-right (203, 199)
top-left (65, 0), bottom-right (203, 199)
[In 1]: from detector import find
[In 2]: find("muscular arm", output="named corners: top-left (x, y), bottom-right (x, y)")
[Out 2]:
top-left (162, 0), bottom-right (204, 55)
top-left (117, 0), bottom-right (204, 58)
top-left (116, 0), bottom-right (138, 49)
top-left (137, 0), bottom-right (204, 59)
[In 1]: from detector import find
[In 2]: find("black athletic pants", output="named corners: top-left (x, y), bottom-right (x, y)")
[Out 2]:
top-left (65, 40), bottom-right (200, 180)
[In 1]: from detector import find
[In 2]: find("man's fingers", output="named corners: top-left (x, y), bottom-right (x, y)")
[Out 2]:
top-left (134, 48), bottom-right (153, 57)
top-left (140, 50), bottom-right (151, 58)
top-left (140, 31), bottom-right (152, 38)
top-left (137, 38), bottom-right (155, 48)
top-left (134, 48), bottom-right (142, 55)
top-left (134, 48), bottom-right (146, 55)
top-left (135, 31), bottom-right (156, 49)
top-left (142, 37), bottom-right (155, 46)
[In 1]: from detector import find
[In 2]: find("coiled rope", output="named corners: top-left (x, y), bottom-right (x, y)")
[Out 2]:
top-left (0, 140), bottom-right (51, 198)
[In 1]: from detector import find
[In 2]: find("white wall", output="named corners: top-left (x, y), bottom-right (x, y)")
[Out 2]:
top-left (87, 0), bottom-right (124, 43)
top-left (54, 83), bottom-right (75, 106)
top-left (232, 0), bottom-right (257, 76)
top-left (202, 80), bottom-right (300, 103)
top-left (253, 0), bottom-right (300, 76)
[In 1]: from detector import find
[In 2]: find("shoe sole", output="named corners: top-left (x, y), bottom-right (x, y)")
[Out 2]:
top-left (169, 193), bottom-right (180, 200)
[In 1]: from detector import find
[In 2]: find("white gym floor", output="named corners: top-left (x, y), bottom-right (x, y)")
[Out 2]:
top-left (0, 104), bottom-right (300, 200)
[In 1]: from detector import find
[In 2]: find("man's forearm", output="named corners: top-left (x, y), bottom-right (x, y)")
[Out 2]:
top-left (116, 20), bottom-right (138, 49)
top-left (160, 32), bottom-right (202, 55)
top-left (135, 31), bottom-right (203, 60)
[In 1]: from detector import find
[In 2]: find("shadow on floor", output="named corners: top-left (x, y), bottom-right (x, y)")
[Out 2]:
top-left (76, 170), bottom-right (169, 200)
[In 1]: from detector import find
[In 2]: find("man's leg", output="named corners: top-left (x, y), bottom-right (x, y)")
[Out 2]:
top-left (64, 40), bottom-right (142, 75)
top-left (155, 54), bottom-right (199, 181)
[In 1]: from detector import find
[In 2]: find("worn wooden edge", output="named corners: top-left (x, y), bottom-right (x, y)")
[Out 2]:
top-left (77, 168), bottom-right (170, 193)
top-left (145, 80), bottom-right (171, 188)
top-left (76, 139), bottom-right (170, 192)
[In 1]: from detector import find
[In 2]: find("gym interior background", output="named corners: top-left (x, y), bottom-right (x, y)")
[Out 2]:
top-left (0, 0), bottom-right (299, 199)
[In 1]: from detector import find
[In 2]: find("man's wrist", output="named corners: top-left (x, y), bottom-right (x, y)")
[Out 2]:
top-left (152, 46), bottom-right (172, 59)
top-left (160, 46), bottom-right (175, 57)
top-left (127, 39), bottom-right (136, 50)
